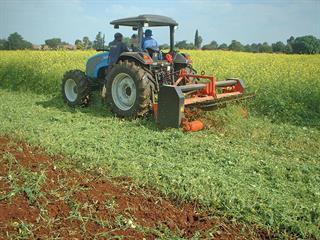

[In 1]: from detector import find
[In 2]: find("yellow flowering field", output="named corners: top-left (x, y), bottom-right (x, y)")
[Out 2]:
top-left (1, 50), bottom-right (319, 125)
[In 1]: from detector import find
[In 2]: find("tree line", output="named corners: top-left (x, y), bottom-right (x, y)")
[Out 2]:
top-left (0, 32), bottom-right (106, 50)
top-left (1, 31), bottom-right (320, 54)
top-left (170, 30), bottom-right (320, 54)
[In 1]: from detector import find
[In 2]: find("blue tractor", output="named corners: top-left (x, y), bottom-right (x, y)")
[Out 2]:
top-left (62, 15), bottom-right (252, 128)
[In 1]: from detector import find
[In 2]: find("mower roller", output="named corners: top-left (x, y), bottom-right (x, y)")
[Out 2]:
top-left (61, 14), bottom-right (254, 130)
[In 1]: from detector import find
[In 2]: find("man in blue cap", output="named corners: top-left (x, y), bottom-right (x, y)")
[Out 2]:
top-left (142, 29), bottom-right (159, 53)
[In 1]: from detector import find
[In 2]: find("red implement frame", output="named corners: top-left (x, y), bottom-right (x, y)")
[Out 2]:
top-left (175, 69), bottom-right (247, 106)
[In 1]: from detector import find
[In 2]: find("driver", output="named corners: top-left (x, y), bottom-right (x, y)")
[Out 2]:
top-left (142, 29), bottom-right (159, 52)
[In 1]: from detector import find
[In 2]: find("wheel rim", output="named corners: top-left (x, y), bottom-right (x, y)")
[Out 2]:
top-left (64, 79), bottom-right (78, 102)
top-left (111, 73), bottom-right (136, 111)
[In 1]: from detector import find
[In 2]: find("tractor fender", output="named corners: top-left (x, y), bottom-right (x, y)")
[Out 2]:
top-left (118, 52), bottom-right (153, 65)
top-left (86, 52), bottom-right (110, 79)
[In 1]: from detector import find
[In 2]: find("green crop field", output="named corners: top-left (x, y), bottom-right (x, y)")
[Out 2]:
top-left (0, 50), bottom-right (319, 238)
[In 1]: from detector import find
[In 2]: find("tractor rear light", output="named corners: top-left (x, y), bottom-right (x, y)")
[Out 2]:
top-left (165, 54), bottom-right (173, 63)
top-left (143, 54), bottom-right (153, 64)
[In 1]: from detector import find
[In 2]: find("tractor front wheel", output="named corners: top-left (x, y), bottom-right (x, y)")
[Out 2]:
top-left (61, 70), bottom-right (90, 107)
top-left (106, 61), bottom-right (152, 118)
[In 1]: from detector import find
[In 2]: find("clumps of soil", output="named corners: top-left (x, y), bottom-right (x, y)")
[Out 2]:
top-left (0, 136), bottom-right (275, 239)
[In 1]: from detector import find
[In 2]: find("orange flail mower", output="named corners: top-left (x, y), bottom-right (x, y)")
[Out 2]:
top-left (156, 68), bottom-right (254, 129)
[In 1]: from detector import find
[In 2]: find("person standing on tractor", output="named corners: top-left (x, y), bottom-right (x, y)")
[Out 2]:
top-left (142, 29), bottom-right (159, 52)
top-left (130, 34), bottom-right (140, 52)
top-left (108, 32), bottom-right (129, 65)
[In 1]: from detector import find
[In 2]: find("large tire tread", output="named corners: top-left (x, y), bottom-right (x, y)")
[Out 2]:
top-left (61, 70), bottom-right (90, 107)
top-left (106, 61), bottom-right (153, 118)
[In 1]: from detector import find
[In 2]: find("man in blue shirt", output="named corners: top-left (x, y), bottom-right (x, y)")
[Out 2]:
top-left (142, 29), bottom-right (159, 52)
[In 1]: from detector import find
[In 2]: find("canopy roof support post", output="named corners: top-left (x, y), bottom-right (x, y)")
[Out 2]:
top-left (170, 26), bottom-right (174, 52)
top-left (138, 25), bottom-right (143, 49)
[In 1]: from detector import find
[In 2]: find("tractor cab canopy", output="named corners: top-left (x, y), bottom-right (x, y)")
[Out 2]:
top-left (110, 14), bottom-right (178, 51)
top-left (110, 14), bottom-right (178, 27)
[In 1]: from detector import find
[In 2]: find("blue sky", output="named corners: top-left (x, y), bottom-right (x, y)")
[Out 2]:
top-left (0, 0), bottom-right (319, 45)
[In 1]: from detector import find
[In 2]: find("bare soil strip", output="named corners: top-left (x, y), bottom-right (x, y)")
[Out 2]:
top-left (0, 136), bottom-right (275, 239)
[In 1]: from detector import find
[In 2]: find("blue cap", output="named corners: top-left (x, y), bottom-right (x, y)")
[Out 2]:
top-left (145, 29), bottom-right (152, 37)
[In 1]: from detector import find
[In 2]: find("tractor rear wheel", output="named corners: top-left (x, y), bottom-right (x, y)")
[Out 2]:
top-left (106, 61), bottom-right (152, 118)
top-left (62, 70), bottom-right (90, 107)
